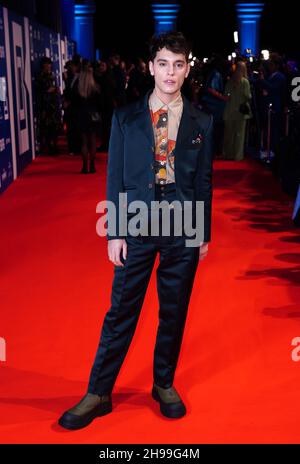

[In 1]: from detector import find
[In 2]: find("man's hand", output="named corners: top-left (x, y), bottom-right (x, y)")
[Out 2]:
top-left (199, 242), bottom-right (209, 261)
top-left (108, 239), bottom-right (127, 267)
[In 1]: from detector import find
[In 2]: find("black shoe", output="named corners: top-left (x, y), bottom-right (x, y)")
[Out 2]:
top-left (89, 160), bottom-right (96, 173)
top-left (58, 393), bottom-right (112, 430)
top-left (152, 383), bottom-right (186, 418)
top-left (80, 162), bottom-right (88, 174)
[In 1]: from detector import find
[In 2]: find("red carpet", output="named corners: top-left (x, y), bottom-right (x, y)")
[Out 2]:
top-left (0, 151), bottom-right (299, 444)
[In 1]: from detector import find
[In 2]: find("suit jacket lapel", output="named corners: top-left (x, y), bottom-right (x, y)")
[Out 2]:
top-left (132, 90), bottom-right (155, 148)
top-left (132, 91), bottom-right (199, 152)
top-left (136, 108), bottom-right (155, 148)
top-left (175, 95), bottom-right (198, 150)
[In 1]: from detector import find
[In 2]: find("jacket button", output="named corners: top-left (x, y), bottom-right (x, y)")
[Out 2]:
top-left (149, 183), bottom-right (153, 189)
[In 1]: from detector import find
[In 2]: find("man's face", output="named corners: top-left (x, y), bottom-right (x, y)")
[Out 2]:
top-left (149, 47), bottom-right (190, 96)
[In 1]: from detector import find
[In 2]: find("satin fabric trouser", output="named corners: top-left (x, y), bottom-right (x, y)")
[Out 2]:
top-left (87, 183), bottom-right (200, 395)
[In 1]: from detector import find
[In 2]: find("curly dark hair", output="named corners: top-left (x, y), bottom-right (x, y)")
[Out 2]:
top-left (149, 31), bottom-right (191, 63)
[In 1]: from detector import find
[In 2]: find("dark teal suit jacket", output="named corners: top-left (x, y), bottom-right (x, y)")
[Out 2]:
top-left (106, 90), bottom-right (213, 242)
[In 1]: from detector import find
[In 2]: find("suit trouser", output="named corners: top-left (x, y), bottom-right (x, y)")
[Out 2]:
top-left (87, 184), bottom-right (200, 395)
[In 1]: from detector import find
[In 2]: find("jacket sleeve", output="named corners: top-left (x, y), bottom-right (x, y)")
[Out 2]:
top-left (106, 109), bottom-right (125, 240)
top-left (194, 114), bottom-right (213, 242)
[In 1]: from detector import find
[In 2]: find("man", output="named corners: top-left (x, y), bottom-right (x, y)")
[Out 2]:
top-left (63, 56), bottom-right (82, 156)
top-left (35, 57), bottom-right (61, 155)
top-left (257, 54), bottom-right (287, 160)
top-left (201, 54), bottom-right (228, 157)
top-left (58, 31), bottom-right (213, 430)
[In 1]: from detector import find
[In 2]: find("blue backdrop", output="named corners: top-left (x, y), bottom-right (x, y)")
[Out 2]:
top-left (0, 5), bottom-right (75, 195)
top-left (0, 8), bottom-right (14, 194)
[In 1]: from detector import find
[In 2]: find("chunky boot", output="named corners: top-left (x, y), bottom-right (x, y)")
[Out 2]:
top-left (58, 393), bottom-right (112, 430)
top-left (152, 383), bottom-right (186, 418)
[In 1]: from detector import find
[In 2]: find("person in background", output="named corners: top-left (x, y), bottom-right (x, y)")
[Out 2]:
top-left (201, 55), bottom-right (229, 157)
top-left (257, 54), bottom-right (287, 160)
top-left (94, 60), bottom-right (115, 152)
top-left (109, 53), bottom-right (127, 107)
top-left (75, 62), bottom-right (103, 174)
top-left (223, 61), bottom-right (252, 161)
top-left (126, 57), bottom-right (152, 103)
top-left (63, 56), bottom-right (82, 156)
top-left (35, 57), bottom-right (62, 155)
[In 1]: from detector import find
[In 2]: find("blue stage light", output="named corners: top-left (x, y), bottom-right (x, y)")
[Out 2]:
top-left (236, 2), bottom-right (265, 56)
top-left (152, 3), bottom-right (180, 33)
top-left (74, 2), bottom-right (96, 60)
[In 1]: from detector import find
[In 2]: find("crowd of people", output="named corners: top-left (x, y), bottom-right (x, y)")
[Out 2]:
top-left (189, 52), bottom-right (299, 165)
top-left (35, 53), bottom-right (153, 173)
top-left (34, 49), bottom-right (300, 182)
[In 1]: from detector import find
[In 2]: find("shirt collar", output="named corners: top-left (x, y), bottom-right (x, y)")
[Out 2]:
top-left (149, 89), bottom-right (183, 114)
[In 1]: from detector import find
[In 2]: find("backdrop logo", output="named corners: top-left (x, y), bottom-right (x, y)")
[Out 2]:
top-left (0, 337), bottom-right (6, 362)
top-left (291, 337), bottom-right (300, 362)
top-left (12, 21), bottom-right (30, 155)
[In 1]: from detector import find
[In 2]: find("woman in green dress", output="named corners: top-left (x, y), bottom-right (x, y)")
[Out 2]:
top-left (223, 61), bottom-right (252, 160)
